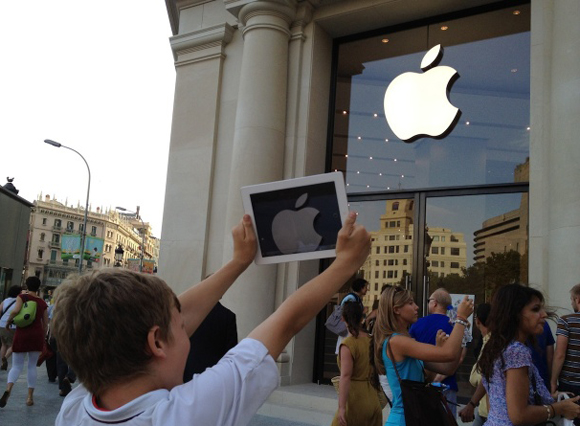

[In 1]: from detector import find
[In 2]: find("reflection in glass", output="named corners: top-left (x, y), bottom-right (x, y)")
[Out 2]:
top-left (331, 5), bottom-right (530, 193)
top-left (349, 199), bottom-right (415, 310)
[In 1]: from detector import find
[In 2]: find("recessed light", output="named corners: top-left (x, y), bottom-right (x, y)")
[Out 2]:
top-left (440, 25), bottom-right (449, 31)
top-left (387, 187), bottom-right (390, 190)
top-left (385, 138), bottom-right (389, 142)
top-left (379, 173), bottom-right (382, 176)
top-left (465, 121), bottom-right (470, 125)
top-left (345, 154), bottom-right (348, 158)
top-left (373, 113), bottom-right (378, 118)
top-left (381, 38), bottom-right (389, 44)
top-left (513, 10), bottom-right (521, 16)
top-left (356, 171), bottom-right (360, 174)
top-left (369, 156), bottom-right (373, 160)
top-left (401, 175), bottom-right (404, 178)
top-left (394, 158), bottom-right (397, 162)
top-left (347, 184), bottom-right (350, 187)
top-left (357, 136), bottom-right (362, 140)
top-left (366, 185), bottom-right (370, 188)
top-left (526, 127), bottom-right (531, 131)
top-left (511, 68), bottom-right (518, 73)
top-left (342, 110), bottom-right (348, 115)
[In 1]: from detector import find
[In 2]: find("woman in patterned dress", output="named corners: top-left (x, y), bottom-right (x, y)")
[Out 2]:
top-left (478, 284), bottom-right (580, 426)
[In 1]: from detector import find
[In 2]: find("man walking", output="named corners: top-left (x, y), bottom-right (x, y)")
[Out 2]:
top-left (551, 283), bottom-right (580, 396)
top-left (410, 288), bottom-right (465, 416)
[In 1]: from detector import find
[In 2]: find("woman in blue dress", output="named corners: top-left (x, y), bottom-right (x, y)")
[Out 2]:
top-left (372, 286), bottom-right (473, 426)
top-left (477, 284), bottom-right (580, 426)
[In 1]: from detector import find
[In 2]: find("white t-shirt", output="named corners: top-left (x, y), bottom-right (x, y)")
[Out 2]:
top-left (56, 338), bottom-right (278, 426)
top-left (0, 297), bottom-right (17, 329)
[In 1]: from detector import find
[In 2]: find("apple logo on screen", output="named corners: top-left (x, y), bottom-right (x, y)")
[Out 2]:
top-left (271, 193), bottom-right (322, 254)
top-left (384, 44), bottom-right (461, 142)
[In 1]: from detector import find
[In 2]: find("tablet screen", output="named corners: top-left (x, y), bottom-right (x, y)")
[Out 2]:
top-left (250, 182), bottom-right (343, 258)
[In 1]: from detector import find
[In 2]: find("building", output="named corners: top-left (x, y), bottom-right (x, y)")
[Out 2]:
top-left (361, 199), bottom-right (466, 309)
top-left (159, 0), bottom-right (580, 391)
top-left (26, 195), bottom-right (161, 288)
top-left (0, 180), bottom-right (32, 297)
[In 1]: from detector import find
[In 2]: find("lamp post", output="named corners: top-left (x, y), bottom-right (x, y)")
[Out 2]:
top-left (44, 139), bottom-right (91, 273)
top-left (115, 207), bottom-right (145, 272)
top-left (114, 244), bottom-right (124, 267)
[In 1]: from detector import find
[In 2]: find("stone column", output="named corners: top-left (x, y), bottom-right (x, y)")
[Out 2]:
top-left (221, 0), bottom-right (296, 338)
top-left (159, 24), bottom-right (234, 294)
top-left (529, 0), bottom-right (580, 308)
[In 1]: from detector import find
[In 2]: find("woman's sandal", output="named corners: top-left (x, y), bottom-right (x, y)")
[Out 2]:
top-left (26, 397), bottom-right (34, 406)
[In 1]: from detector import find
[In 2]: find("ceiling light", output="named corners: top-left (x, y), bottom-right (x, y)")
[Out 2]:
top-left (345, 154), bottom-right (348, 158)
top-left (527, 127), bottom-right (531, 131)
top-left (357, 136), bottom-right (362, 140)
top-left (356, 171), bottom-right (360, 174)
top-left (379, 173), bottom-right (382, 176)
top-left (369, 156), bottom-right (373, 160)
top-left (511, 68), bottom-right (518, 73)
top-left (465, 121), bottom-right (470, 125)
top-left (385, 138), bottom-right (389, 142)
top-left (381, 38), bottom-right (389, 43)
top-left (513, 10), bottom-right (521, 16)
top-left (373, 113), bottom-right (378, 118)
top-left (440, 25), bottom-right (449, 31)
top-left (394, 158), bottom-right (397, 162)
top-left (342, 110), bottom-right (348, 115)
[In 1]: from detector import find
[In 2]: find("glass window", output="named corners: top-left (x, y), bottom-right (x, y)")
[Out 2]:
top-left (331, 6), bottom-right (530, 192)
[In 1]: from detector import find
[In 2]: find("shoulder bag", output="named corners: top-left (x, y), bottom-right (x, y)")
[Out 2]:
top-left (325, 293), bottom-right (360, 337)
top-left (387, 338), bottom-right (458, 426)
top-left (12, 295), bottom-right (38, 328)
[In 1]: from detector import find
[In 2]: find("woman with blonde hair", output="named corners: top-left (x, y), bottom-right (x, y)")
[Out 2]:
top-left (372, 286), bottom-right (473, 426)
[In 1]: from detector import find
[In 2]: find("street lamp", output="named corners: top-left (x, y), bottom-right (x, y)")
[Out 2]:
top-left (115, 207), bottom-right (145, 272)
top-left (114, 244), bottom-right (124, 267)
top-left (44, 139), bottom-right (91, 273)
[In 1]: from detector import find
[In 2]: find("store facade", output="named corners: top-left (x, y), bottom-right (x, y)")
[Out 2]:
top-left (160, 0), bottom-right (580, 386)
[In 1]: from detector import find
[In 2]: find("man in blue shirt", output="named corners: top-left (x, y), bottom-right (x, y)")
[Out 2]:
top-left (410, 288), bottom-right (465, 417)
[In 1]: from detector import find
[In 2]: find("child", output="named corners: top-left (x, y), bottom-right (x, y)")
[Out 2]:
top-left (52, 212), bottom-right (370, 425)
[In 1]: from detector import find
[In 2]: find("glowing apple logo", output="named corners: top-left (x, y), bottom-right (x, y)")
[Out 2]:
top-left (384, 44), bottom-right (461, 142)
top-left (271, 193), bottom-right (322, 254)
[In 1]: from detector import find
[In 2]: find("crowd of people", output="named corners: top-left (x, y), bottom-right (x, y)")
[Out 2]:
top-left (1, 212), bottom-right (580, 426)
top-left (330, 280), bottom-right (580, 426)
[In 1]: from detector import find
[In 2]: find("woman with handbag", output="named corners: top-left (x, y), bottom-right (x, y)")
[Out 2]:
top-left (477, 284), bottom-right (580, 426)
top-left (0, 286), bottom-right (22, 370)
top-left (332, 301), bottom-right (382, 426)
top-left (372, 285), bottom-right (473, 426)
top-left (0, 277), bottom-right (48, 408)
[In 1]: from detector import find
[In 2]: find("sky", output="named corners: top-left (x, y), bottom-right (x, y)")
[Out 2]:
top-left (1, 1), bottom-right (176, 236)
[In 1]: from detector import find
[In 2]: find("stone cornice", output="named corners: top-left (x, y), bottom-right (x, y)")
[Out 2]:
top-left (170, 23), bottom-right (235, 63)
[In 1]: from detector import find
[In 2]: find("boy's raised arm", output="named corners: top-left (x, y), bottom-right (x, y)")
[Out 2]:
top-left (248, 212), bottom-right (370, 359)
top-left (178, 215), bottom-right (256, 336)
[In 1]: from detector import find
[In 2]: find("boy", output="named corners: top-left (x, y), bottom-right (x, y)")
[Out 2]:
top-left (52, 212), bottom-right (370, 425)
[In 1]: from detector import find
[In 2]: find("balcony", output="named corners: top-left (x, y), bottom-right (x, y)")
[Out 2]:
top-left (49, 241), bottom-right (60, 249)
top-left (52, 226), bottom-right (62, 231)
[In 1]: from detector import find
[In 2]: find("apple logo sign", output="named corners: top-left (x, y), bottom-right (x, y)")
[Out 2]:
top-left (271, 193), bottom-right (322, 254)
top-left (384, 44), bottom-right (461, 143)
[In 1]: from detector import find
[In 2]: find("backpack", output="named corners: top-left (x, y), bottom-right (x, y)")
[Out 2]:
top-left (13, 295), bottom-right (38, 328)
top-left (324, 293), bottom-right (362, 337)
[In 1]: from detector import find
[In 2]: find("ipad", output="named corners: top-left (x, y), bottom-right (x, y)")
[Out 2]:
top-left (241, 172), bottom-right (349, 264)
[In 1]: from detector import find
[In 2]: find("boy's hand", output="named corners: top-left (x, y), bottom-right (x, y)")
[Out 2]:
top-left (231, 214), bottom-right (257, 268)
top-left (335, 212), bottom-right (370, 270)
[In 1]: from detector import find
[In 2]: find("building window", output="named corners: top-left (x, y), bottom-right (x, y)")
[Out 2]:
top-left (387, 271), bottom-right (394, 278)
top-left (451, 262), bottom-right (460, 269)
top-left (54, 219), bottom-right (61, 228)
top-left (441, 236), bottom-right (446, 242)
top-left (91, 226), bottom-right (97, 236)
top-left (441, 261), bottom-right (445, 268)
top-left (42, 218), bottom-right (47, 225)
top-left (376, 247), bottom-right (380, 254)
top-left (432, 247), bottom-right (439, 254)
top-left (388, 259), bottom-right (395, 266)
top-left (67, 221), bottom-right (74, 231)
top-left (404, 245), bottom-right (409, 253)
top-left (375, 260), bottom-right (379, 266)
top-left (375, 271), bottom-right (379, 279)
top-left (38, 249), bottom-right (43, 259)
top-left (441, 247), bottom-right (445, 255)
top-left (52, 234), bottom-right (60, 243)
top-left (375, 283), bottom-right (379, 291)
top-left (432, 261), bottom-right (439, 267)
top-left (403, 259), bottom-right (407, 266)
top-left (392, 202), bottom-right (399, 211)
top-left (389, 221), bottom-right (396, 227)
top-left (432, 236), bottom-right (440, 242)
top-left (40, 233), bottom-right (45, 241)
top-left (79, 224), bottom-right (84, 232)
top-left (451, 248), bottom-right (460, 256)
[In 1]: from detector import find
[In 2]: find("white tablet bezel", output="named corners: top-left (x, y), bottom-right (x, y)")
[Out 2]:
top-left (240, 172), bottom-right (349, 265)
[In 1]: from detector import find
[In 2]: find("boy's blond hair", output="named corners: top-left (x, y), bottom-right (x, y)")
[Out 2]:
top-left (52, 269), bottom-right (180, 396)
